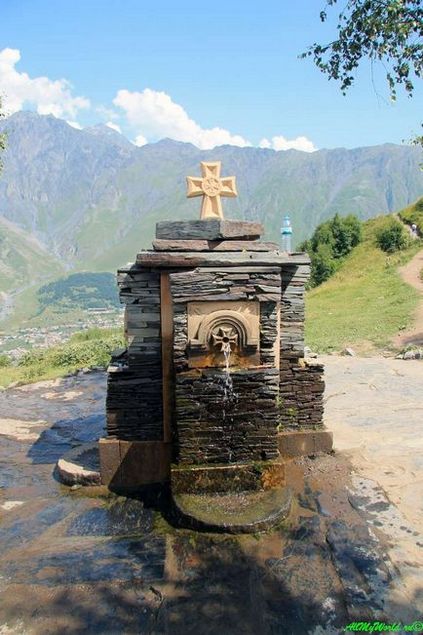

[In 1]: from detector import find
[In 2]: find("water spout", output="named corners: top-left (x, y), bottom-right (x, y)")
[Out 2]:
top-left (222, 341), bottom-right (234, 402)
top-left (221, 341), bottom-right (236, 463)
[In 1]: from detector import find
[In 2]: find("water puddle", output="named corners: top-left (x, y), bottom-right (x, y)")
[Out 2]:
top-left (67, 499), bottom-right (153, 537)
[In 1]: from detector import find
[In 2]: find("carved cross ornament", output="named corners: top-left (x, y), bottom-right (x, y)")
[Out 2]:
top-left (186, 161), bottom-right (237, 220)
top-left (211, 325), bottom-right (238, 352)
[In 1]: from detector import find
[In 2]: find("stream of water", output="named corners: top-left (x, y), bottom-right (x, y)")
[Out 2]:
top-left (222, 342), bottom-right (234, 402)
top-left (221, 342), bottom-right (236, 462)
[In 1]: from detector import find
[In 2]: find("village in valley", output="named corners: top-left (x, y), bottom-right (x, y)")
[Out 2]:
top-left (0, 308), bottom-right (123, 361)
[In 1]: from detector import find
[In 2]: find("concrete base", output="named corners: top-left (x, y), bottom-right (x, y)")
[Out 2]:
top-left (171, 460), bottom-right (285, 494)
top-left (99, 438), bottom-right (171, 490)
top-left (278, 429), bottom-right (333, 458)
top-left (172, 487), bottom-right (292, 533)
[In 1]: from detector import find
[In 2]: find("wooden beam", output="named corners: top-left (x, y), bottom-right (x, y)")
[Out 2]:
top-left (160, 273), bottom-right (174, 443)
top-left (137, 251), bottom-right (310, 268)
top-left (152, 239), bottom-right (280, 252)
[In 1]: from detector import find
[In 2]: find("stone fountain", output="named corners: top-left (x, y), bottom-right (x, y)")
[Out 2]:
top-left (99, 161), bottom-right (333, 532)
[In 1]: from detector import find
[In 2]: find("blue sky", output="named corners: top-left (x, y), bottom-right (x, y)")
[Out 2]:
top-left (1, 0), bottom-right (422, 151)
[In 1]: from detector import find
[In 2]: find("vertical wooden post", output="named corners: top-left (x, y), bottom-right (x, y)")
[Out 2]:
top-left (160, 272), bottom-right (173, 443)
top-left (275, 303), bottom-right (281, 370)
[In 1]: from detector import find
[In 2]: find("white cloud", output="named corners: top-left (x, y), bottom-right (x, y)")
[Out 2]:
top-left (259, 135), bottom-right (317, 152)
top-left (259, 138), bottom-right (272, 149)
top-left (67, 120), bottom-right (83, 130)
top-left (106, 121), bottom-right (122, 133)
top-left (0, 49), bottom-right (317, 153)
top-left (113, 88), bottom-right (251, 150)
top-left (134, 134), bottom-right (148, 147)
top-left (0, 48), bottom-right (90, 118)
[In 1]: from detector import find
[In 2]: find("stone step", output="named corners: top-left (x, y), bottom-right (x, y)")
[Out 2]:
top-left (155, 220), bottom-right (263, 240)
top-left (152, 239), bottom-right (280, 252)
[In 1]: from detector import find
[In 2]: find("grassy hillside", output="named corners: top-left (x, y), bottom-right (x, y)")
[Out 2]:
top-left (37, 272), bottom-right (119, 312)
top-left (399, 196), bottom-right (423, 232)
top-left (0, 327), bottom-right (124, 388)
top-left (305, 213), bottom-right (422, 353)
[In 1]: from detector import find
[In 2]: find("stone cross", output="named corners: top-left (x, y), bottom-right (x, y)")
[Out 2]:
top-left (186, 161), bottom-right (237, 220)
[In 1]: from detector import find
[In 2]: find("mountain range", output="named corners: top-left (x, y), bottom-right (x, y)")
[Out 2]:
top-left (0, 111), bottom-right (422, 323)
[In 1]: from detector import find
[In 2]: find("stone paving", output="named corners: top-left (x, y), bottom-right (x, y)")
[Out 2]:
top-left (0, 362), bottom-right (421, 634)
top-left (322, 355), bottom-right (423, 622)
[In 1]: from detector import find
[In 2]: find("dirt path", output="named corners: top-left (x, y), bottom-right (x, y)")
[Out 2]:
top-left (322, 355), bottom-right (423, 612)
top-left (394, 248), bottom-right (423, 348)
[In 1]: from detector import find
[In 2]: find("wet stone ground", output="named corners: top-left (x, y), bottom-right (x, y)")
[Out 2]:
top-left (0, 370), bottom-right (421, 634)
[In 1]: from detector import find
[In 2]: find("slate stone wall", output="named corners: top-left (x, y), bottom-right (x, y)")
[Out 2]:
top-left (280, 264), bottom-right (308, 359)
top-left (169, 266), bottom-right (282, 464)
top-left (106, 265), bottom-right (163, 441)
top-left (105, 259), bottom-right (325, 446)
top-left (279, 359), bottom-right (325, 429)
top-left (169, 266), bottom-right (281, 304)
top-left (169, 266), bottom-right (281, 371)
top-left (279, 262), bottom-right (325, 429)
top-left (260, 301), bottom-right (279, 367)
top-left (175, 368), bottom-right (280, 464)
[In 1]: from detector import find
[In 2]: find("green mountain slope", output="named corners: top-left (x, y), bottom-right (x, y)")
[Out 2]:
top-left (0, 111), bottom-right (422, 329)
top-left (399, 197), bottom-right (423, 231)
top-left (0, 216), bottom-right (63, 292)
top-left (0, 112), bottom-right (422, 273)
top-left (38, 272), bottom-right (120, 311)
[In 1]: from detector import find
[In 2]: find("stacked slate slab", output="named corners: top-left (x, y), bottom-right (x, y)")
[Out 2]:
top-left (101, 219), bottom-right (331, 491)
top-left (169, 264), bottom-right (281, 465)
top-left (106, 268), bottom-right (163, 440)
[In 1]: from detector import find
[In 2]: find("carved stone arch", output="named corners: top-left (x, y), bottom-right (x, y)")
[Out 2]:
top-left (191, 309), bottom-right (259, 353)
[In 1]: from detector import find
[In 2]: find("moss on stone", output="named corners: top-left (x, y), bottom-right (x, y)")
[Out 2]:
top-left (173, 487), bottom-right (292, 534)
